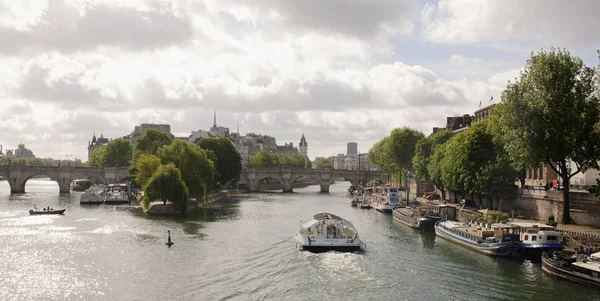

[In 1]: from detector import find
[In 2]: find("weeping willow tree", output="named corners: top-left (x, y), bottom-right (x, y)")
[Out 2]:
top-left (142, 163), bottom-right (189, 213)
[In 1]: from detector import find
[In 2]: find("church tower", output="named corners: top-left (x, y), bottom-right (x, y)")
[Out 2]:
top-left (299, 133), bottom-right (308, 158)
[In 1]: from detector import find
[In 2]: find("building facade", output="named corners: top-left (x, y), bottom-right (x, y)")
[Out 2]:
top-left (6, 143), bottom-right (35, 159)
top-left (128, 124), bottom-right (173, 146)
top-left (474, 104), bottom-right (496, 122)
top-left (88, 133), bottom-right (109, 160)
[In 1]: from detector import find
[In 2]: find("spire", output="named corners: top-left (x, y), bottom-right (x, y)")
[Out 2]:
top-left (300, 133), bottom-right (307, 146)
top-left (213, 109), bottom-right (217, 127)
top-left (237, 121), bottom-right (239, 135)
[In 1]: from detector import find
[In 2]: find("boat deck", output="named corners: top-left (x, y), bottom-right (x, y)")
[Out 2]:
top-left (450, 225), bottom-right (495, 238)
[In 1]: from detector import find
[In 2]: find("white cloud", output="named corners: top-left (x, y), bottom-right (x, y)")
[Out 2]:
top-left (421, 0), bottom-right (600, 48)
top-left (2, 0), bottom-right (592, 162)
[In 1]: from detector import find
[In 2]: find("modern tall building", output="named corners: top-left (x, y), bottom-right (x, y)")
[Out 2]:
top-left (347, 142), bottom-right (357, 155)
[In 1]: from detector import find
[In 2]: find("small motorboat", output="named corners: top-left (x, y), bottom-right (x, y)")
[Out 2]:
top-left (29, 207), bottom-right (65, 215)
top-left (295, 212), bottom-right (365, 252)
top-left (360, 198), bottom-right (372, 209)
top-left (350, 195), bottom-right (360, 207)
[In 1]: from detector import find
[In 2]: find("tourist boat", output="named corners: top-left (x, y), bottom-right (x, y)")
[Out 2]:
top-left (350, 194), bottom-right (361, 207)
top-left (70, 179), bottom-right (93, 191)
top-left (360, 198), bottom-right (372, 209)
top-left (542, 251), bottom-right (600, 287)
top-left (393, 205), bottom-right (441, 231)
top-left (434, 220), bottom-right (522, 257)
top-left (104, 183), bottom-right (130, 204)
top-left (370, 186), bottom-right (402, 213)
top-left (295, 212), bottom-right (365, 252)
top-left (347, 185), bottom-right (364, 197)
top-left (80, 185), bottom-right (105, 204)
top-left (29, 206), bottom-right (65, 215)
top-left (507, 221), bottom-right (564, 257)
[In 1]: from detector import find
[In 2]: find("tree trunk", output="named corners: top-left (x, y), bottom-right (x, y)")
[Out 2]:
top-left (453, 191), bottom-right (458, 203)
top-left (561, 165), bottom-right (571, 224)
top-left (478, 194), bottom-right (482, 208)
top-left (440, 186), bottom-right (446, 201)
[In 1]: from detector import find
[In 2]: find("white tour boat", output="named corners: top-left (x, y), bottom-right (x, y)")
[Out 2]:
top-left (370, 186), bottom-right (402, 213)
top-left (104, 183), bottom-right (130, 204)
top-left (295, 212), bottom-right (365, 252)
top-left (80, 185), bottom-right (105, 204)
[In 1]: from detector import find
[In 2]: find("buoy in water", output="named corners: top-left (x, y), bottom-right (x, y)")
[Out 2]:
top-left (166, 230), bottom-right (174, 247)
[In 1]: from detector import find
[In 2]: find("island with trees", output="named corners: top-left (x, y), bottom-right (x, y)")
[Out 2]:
top-left (88, 129), bottom-right (243, 215)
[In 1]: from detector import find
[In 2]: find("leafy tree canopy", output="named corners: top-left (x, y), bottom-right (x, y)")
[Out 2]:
top-left (314, 157), bottom-right (334, 169)
top-left (133, 153), bottom-right (162, 188)
top-left (134, 129), bottom-right (173, 157)
top-left (197, 137), bottom-right (242, 185)
top-left (491, 48), bottom-right (600, 223)
top-left (88, 138), bottom-right (132, 167)
top-left (249, 151), bottom-right (308, 168)
top-left (157, 140), bottom-right (215, 201)
top-left (142, 163), bottom-right (189, 213)
top-left (388, 127), bottom-right (425, 175)
top-left (412, 131), bottom-right (453, 181)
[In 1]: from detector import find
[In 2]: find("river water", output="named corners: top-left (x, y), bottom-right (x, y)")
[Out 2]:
top-left (0, 179), bottom-right (596, 301)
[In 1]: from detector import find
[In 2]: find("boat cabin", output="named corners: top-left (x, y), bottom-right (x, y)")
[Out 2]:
top-left (507, 221), bottom-right (562, 245)
top-left (300, 212), bottom-right (357, 240)
top-left (491, 224), bottom-right (522, 243)
top-left (434, 204), bottom-right (458, 221)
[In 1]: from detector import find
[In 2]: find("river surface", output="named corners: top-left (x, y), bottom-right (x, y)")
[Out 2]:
top-left (0, 179), bottom-right (597, 301)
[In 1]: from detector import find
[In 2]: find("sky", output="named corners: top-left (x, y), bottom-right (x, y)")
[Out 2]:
top-left (0, 0), bottom-right (599, 161)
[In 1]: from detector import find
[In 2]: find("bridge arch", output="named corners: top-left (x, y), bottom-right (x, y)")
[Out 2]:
top-left (255, 176), bottom-right (285, 192)
top-left (15, 174), bottom-right (64, 194)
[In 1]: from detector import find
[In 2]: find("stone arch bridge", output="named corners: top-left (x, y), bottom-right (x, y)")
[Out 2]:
top-left (0, 165), bottom-right (130, 194)
top-left (238, 168), bottom-right (389, 193)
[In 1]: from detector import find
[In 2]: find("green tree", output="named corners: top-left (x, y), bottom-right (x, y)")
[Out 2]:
top-left (280, 154), bottom-right (307, 168)
top-left (133, 154), bottom-right (162, 188)
top-left (441, 131), bottom-right (468, 201)
top-left (428, 141), bottom-right (449, 200)
top-left (93, 138), bottom-right (133, 167)
top-left (315, 158), bottom-right (334, 169)
top-left (387, 127), bottom-right (425, 195)
top-left (197, 137), bottom-right (242, 185)
top-left (412, 131), bottom-right (453, 182)
top-left (157, 140), bottom-right (215, 202)
top-left (368, 137), bottom-right (396, 172)
top-left (130, 129), bottom-right (173, 178)
top-left (250, 150), bottom-right (280, 168)
top-left (134, 129), bottom-right (173, 157)
top-left (492, 48), bottom-right (600, 224)
top-left (142, 163), bottom-right (189, 213)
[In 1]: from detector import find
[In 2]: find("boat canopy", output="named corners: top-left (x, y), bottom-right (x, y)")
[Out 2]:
top-left (301, 212), bottom-right (355, 229)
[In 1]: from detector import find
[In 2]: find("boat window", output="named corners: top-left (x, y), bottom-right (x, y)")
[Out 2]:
top-left (524, 235), bottom-right (529, 241)
top-left (532, 236), bottom-right (537, 241)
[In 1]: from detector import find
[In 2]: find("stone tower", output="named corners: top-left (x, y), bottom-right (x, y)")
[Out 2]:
top-left (299, 133), bottom-right (308, 158)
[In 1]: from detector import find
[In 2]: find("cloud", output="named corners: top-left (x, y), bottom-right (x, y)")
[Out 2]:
top-left (2, 0), bottom-right (574, 162)
top-left (0, 0), bottom-right (194, 55)
top-left (207, 0), bottom-right (415, 39)
top-left (421, 0), bottom-right (600, 48)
